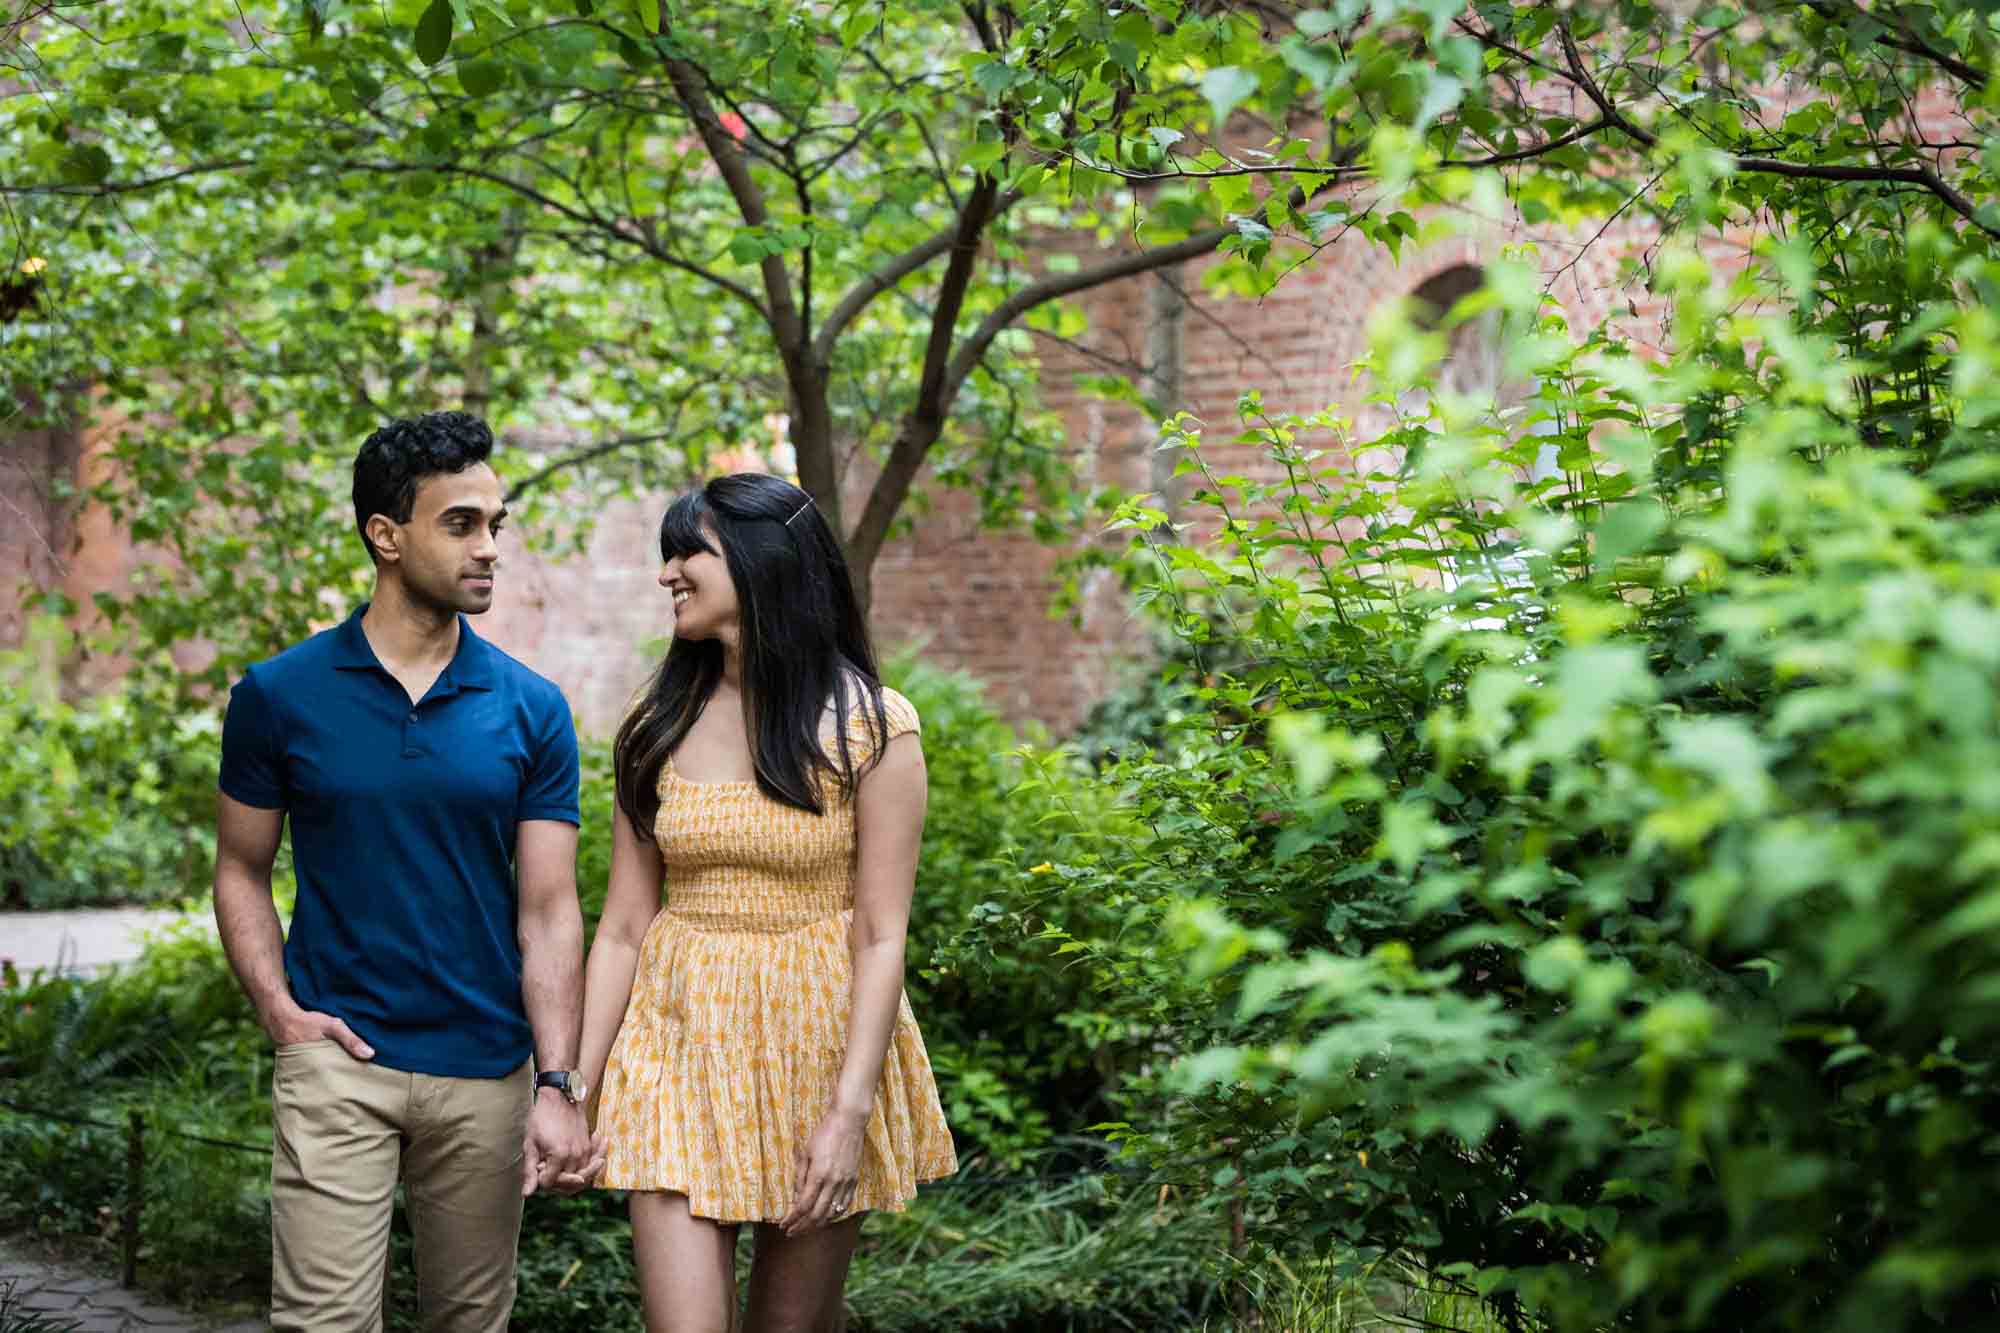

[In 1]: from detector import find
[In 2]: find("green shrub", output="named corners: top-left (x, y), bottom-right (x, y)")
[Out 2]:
top-left (0, 921), bottom-right (255, 1084)
top-left (575, 733), bottom-right (617, 936)
top-left (1007, 259), bottom-right (2000, 1331)
top-left (0, 618), bottom-right (219, 910)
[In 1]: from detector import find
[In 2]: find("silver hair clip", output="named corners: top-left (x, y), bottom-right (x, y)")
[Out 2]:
top-left (784, 499), bottom-right (813, 527)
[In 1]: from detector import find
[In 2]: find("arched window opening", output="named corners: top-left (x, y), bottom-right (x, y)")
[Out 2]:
top-left (1409, 264), bottom-right (1503, 402)
top-left (1404, 263), bottom-right (1557, 484)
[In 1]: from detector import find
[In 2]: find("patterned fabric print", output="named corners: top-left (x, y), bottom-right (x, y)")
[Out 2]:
top-left (595, 688), bottom-right (959, 1221)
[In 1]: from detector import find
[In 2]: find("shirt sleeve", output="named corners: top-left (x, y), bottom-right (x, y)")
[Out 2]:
top-left (218, 669), bottom-right (288, 810)
top-left (519, 691), bottom-right (581, 826)
top-left (839, 686), bottom-right (921, 773)
top-left (880, 687), bottom-right (921, 742)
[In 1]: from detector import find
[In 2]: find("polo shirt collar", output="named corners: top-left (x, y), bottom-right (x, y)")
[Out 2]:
top-left (331, 603), bottom-right (498, 694)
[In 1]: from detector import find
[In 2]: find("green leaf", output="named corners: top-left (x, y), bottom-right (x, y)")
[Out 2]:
top-left (457, 59), bottom-right (506, 97)
top-left (972, 59), bottom-right (1029, 99)
top-left (1414, 72), bottom-right (1463, 130)
top-left (414, 0), bottom-right (453, 66)
top-left (840, 6), bottom-right (874, 45)
top-left (1594, 498), bottom-right (1666, 569)
top-left (1296, 9), bottom-right (1340, 38)
top-left (1201, 66), bottom-right (1258, 129)
top-left (60, 144), bottom-right (112, 185)
top-left (637, 0), bottom-right (661, 33)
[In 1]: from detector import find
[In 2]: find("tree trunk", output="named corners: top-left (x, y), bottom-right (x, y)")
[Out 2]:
top-left (787, 360), bottom-right (843, 544)
top-left (1144, 267), bottom-right (1188, 528)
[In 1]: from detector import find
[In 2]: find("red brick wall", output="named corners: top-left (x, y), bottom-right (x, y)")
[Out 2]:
top-left (0, 413), bottom-right (78, 648)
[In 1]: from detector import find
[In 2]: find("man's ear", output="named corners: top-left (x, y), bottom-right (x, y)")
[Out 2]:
top-left (365, 513), bottom-right (402, 565)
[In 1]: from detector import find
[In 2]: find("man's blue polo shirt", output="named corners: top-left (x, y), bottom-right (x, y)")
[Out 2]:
top-left (218, 605), bottom-right (580, 1078)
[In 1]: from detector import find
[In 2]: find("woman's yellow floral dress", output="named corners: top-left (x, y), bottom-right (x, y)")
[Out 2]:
top-left (594, 688), bottom-right (958, 1221)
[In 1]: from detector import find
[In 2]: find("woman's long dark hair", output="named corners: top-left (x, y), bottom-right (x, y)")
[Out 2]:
top-left (614, 474), bottom-right (888, 835)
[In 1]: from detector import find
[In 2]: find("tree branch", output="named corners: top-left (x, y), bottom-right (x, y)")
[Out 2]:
top-left (845, 172), bottom-right (1004, 571)
top-left (6, 153), bottom-right (778, 313)
top-left (657, 52), bottom-right (807, 356)
top-left (811, 189), bottom-right (1023, 365)
top-left (940, 222), bottom-right (1233, 404)
top-left (1034, 114), bottom-right (1616, 184)
top-left (503, 428), bottom-right (694, 504)
top-left (1558, 21), bottom-right (2000, 238)
top-left (0, 160), bottom-right (256, 195)
top-left (1796, 0), bottom-right (1988, 90)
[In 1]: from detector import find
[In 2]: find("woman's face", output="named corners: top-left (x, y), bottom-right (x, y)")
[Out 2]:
top-left (660, 522), bottom-right (741, 644)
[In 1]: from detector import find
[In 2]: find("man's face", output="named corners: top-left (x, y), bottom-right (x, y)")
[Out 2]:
top-left (374, 463), bottom-right (506, 615)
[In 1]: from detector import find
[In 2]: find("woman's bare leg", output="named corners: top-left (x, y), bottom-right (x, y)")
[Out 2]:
top-left (630, 1191), bottom-right (741, 1333)
top-left (741, 1217), bottom-right (863, 1333)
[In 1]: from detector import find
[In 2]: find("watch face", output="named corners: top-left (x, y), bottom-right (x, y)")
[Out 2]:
top-left (569, 1076), bottom-right (589, 1104)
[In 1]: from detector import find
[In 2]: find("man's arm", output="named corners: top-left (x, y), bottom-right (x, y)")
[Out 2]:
top-left (213, 792), bottom-right (374, 1059)
top-left (516, 817), bottom-right (591, 1194)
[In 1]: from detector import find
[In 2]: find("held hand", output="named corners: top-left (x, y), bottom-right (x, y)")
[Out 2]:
top-left (265, 1005), bottom-right (374, 1061)
top-left (549, 1127), bottom-right (608, 1195)
top-left (521, 1093), bottom-right (593, 1197)
top-left (778, 1107), bottom-right (865, 1236)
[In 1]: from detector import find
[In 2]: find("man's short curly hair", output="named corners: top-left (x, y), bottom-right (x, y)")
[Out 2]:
top-left (352, 412), bottom-right (496, 563)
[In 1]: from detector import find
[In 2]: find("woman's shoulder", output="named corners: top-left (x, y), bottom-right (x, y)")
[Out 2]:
top-left (877, 686), bottom-right (920, 739)
top-left (824, 678), bottom-right (921, 751)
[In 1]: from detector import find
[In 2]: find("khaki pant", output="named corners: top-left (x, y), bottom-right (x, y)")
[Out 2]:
top-left (270, 1041), bottom-right (530, 1332)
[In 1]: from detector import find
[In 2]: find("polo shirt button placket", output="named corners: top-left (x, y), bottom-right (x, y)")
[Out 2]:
top-left (403, 704), bottom-right (421, 758)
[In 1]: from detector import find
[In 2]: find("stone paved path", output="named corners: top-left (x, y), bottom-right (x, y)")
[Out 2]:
top-left (0, 1239), bottom-right (263, 1331)
top-left (1, 908), bottom-right (197, 977)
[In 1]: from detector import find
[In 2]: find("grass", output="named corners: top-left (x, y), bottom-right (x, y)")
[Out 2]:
top-left (845, 1173), bottom-right (1231, 1331)
top-left (1209, 1250), bottom-right (1521, 1333)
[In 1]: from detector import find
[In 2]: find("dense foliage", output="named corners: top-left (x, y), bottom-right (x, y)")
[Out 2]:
top-left (0, 620), bottom-right (219, 909)
top-left (21, 0), bottom-right (1992, 666)
top-left (1001, 261), bottom-right (2000, 1328)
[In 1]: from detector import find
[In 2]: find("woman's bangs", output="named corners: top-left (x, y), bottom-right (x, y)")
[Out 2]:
top-left (658, 493), bottom-right (716, 561)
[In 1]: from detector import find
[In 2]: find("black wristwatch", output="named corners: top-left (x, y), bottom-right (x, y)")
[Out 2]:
top-left (534, 1070), bottom-right (588, 1105)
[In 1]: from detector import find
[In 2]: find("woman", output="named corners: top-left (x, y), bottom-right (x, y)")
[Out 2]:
top-left (580, 474), bottom-right (957, 1333)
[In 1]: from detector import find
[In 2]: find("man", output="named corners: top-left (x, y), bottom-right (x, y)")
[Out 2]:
top-left (214, 411), bottom-right (596, 1330)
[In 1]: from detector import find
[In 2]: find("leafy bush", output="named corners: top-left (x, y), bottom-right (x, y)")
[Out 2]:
top-left (0, 925), bottom-right (269, 1314)
top-left (1006, 252), bottom-right (2000, 1331)
top-left (889, 658), bottom-right (1131, 1169)
top-left (0, 618), bottom-right (220, 910)
top-left (0, 922), bottom-right (255, 1084)
top-left (575, 734), bottom-right (617, 935)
